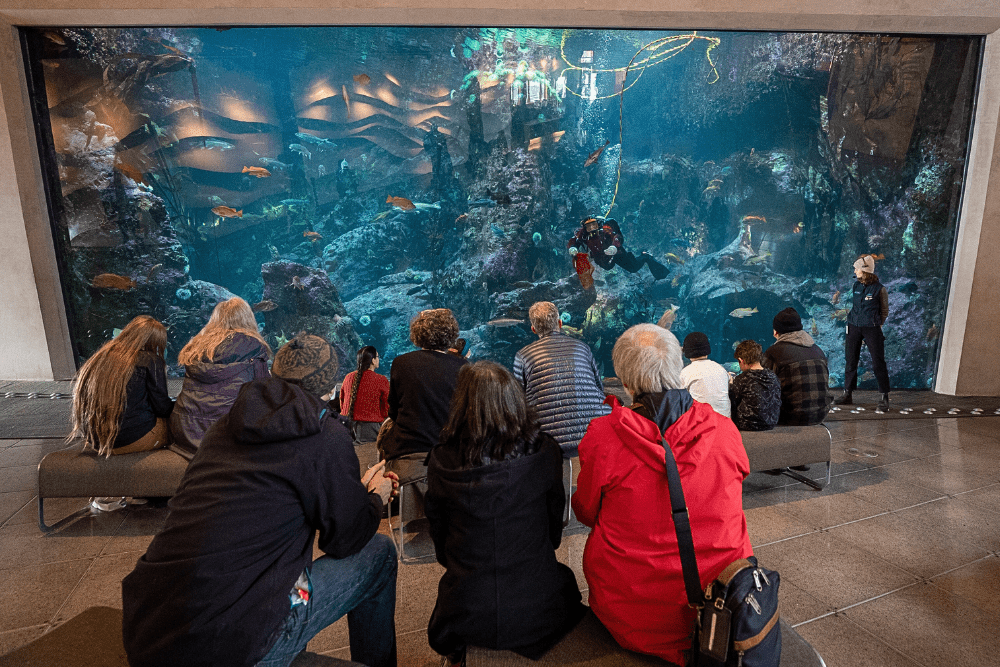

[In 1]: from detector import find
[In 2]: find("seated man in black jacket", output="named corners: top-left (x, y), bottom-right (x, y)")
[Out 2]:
top-left (123, 334), bottom-right (399, 667)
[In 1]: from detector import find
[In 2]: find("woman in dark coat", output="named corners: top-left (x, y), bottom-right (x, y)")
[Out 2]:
top-left (425, 361), bottom-right (586, 665)
top-left (170, 297), bottom-right (271, 458)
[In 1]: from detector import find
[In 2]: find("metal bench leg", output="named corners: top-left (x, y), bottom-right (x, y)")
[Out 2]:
top-left (38, 496), bottom-right (93, 533)
top-left (563, 458), bottom-right (574, 527)
top-left (779, 460), bottom-right (830, 491)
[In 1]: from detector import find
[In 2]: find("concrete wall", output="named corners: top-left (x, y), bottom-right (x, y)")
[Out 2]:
top-left (1, 0), bottom-right (998, 392)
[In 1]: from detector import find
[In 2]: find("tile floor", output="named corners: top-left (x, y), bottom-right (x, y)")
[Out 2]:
top-left (1, 416), bottom-right (998, 666)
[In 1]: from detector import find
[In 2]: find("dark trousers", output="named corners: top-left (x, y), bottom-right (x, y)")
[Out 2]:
top-left (613, 249), bottom-right (668, 279)
top-left (844, 325), bottom-right (890, 393)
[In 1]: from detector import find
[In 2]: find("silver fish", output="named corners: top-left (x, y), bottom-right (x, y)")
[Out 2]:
top-left (259, 157), bottom-right (291, 170)
top-left (288, 144), bottom-right (312, 159)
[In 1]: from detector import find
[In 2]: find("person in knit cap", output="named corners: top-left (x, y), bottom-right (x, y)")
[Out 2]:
top-left (762, 307), bottom-right (832, 425)
top-left (679, 332), bottom-right (731, 417)
top-left (123, 333), bottom-right (400, 667)
top-left (834, 255), bottom-right (891, 412)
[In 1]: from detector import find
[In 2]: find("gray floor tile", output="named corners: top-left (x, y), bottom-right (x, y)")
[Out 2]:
top-left (838, 475), bottom-right (946, 513)
top-left (773, 579), bottom-right (831, 626)
top-left (0, 464), bottom-right (39, 493)
top-left (769, 487), bottom-right (887, 531)
top-left (826, 421), bottom-right (898, 443)
top-left (11, 496), bottom-right (93, 528)
top-left (844, 580), bottom-right (997, 667)
top-left (827, 511), bottom-right (990, 579)
top-left (0, 490), bottom-right (33, 527)
top-left (878, 457), bottom-right (997, 496)
top-left (890, 496), bottom-right (1000, 551)
top-left (753, 531), bottom-right (918, 610)
top-left (744, 504), bottom-right (816, 547)
top-left (0, 558), bottom-right (92, 630)
top-left (305, 615), bottom-right (350, 655)
top-left (51, 551), bottom-right (144, 625)
top-left (0, 511), bottom-right (125, 569)
top-left (954, 483), bottom-right (1000, 515)
top-left (928, 555), bottom-right (1000, 616)
top-left (0, 440), bottom-right (72, 469)
top-left (793, 614), bottom-right (928, 667)
top-left (99, 505), bottom-right (168, 556)
top-left (0, 624), bottom-right (49, 657)
top-left (394, 558), bottom-right (444, 635)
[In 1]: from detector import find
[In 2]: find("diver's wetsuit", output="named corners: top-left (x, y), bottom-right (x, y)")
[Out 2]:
top-left (567, 219), bottom-right (668, 280)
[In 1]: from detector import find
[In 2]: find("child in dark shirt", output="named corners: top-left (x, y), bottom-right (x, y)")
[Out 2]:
top-left (729, 339), bottom-right (781, 431)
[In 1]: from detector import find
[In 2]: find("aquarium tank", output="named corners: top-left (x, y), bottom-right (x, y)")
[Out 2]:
top-left (22, 27), bottom-right (981, 388)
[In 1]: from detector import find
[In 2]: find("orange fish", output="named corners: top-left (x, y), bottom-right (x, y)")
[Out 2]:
top-left (387, 196), bottom-right (415, 211)
top-left (831, 290), bottom-right (841, 305)
top-left (742, 215), bottom-right (767, 224)
top-left (455, 213), bottom-right (468, 224)
top-left (584, 140), bottom-right (610, 167)
top-left (242, 166), bottom-right (271, 178)
top-left (290, 276), bottom-right (305, 290)
top-left (212, 206), bottom-right (242, 218)
top-left (353, 73), bottom-right (371, 85)
top-left (115, 158), bottom-right (147, 185)
top-left (303, 231), bottom-right (323, 242)
top-left (91, 273), bottom-right (136, 290)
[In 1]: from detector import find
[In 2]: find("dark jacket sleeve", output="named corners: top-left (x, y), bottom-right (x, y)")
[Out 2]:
top-left (308, 417), bottom-right (383, 559)
top-left (879, 287), bottom-right (889, 326)
top-left (146, 355), bottom-right (174, 418)
top-left (543, 436), bottom-right (567, 549)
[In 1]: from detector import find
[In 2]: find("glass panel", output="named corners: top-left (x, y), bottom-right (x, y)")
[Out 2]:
top-left (23, 27), bottom-right (981, 389)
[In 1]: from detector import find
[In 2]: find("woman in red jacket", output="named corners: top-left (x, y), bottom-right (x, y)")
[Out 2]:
top-left (572, 324), bottom-right (752, 666)
top-left (340, 345), bottom-right (390, 443)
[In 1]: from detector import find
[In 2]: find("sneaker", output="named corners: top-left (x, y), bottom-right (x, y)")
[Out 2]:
top-left (89, 497), bottom-right (126, 512)
top-left (833, 392), bottom-right (853, 405)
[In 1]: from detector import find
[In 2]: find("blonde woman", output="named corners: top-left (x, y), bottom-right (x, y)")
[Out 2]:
top-left (70, 314), bottom-right (174, 459)
top-left (170, 297), bottom-right (271, 457)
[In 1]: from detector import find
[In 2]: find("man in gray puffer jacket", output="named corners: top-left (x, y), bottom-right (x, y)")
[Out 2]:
top-left (513, 302), bottom-right (610, 457)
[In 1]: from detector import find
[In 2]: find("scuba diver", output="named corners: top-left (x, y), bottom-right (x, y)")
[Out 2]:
top-left (567, 217), bottom-right (669, 280)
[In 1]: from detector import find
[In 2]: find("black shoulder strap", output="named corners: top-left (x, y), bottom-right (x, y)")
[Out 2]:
top-left (660, 436), bottom-right (704, 608)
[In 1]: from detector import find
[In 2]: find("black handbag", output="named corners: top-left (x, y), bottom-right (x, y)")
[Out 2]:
top-left (658, 436), bottom-right (781, 667)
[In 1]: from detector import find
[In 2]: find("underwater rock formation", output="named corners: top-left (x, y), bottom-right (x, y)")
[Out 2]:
top-left (260, 260), bottom-right (362, 378)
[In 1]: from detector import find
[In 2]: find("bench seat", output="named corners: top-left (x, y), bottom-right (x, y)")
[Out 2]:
top-left (740, 424), bottom-right (832, 490)
top-left (36, 446), bottom-right (189, 531)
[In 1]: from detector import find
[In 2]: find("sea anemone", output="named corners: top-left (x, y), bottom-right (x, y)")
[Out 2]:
top-left (359, 315), bottom-right (372, 327)
top-left (532, 232), bottom-right (542, 245)
top-left (560, 312), bottom-right (571, 323)
top-left (175, 288), bottom-right (192, 301)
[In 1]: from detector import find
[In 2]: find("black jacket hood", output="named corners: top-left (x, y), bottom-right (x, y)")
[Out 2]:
top-left (631, 389), bottom-right (694, 435)
top-left (227, 377), bottom-right (326, 445)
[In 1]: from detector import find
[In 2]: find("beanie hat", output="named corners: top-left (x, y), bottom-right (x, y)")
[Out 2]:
top-left (682, 332), bottom-right (711, 358)
top-left (773, 307), bottom-right (803, 335)
top-left (853, 255), bottom-right (876, 274)
top-left (272, 333), bottom-right (339, 397)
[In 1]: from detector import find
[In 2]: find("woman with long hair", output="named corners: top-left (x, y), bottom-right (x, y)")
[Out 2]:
top-left (169, 297), bottom-right (271, 457)
top-left (425, 361), bottom-right (586, 665)
top-left (70, 314), bottom-right (173, 459)
top-left (339, 345), bottom-right (389, 443)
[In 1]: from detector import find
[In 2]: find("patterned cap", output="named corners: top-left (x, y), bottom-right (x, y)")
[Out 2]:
top-left (272, 333), bottom-right (339, 397)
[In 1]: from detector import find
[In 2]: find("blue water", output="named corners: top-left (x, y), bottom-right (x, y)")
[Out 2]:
top-left (29, 27), bottom-right (980, 388)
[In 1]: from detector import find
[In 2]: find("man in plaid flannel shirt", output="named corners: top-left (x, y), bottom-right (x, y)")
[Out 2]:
top-left (762, 307), bottom-right (833, 426)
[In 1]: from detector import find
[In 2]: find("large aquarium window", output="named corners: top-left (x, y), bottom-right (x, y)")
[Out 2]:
top-left (23, 27), bottom-right (981, 388)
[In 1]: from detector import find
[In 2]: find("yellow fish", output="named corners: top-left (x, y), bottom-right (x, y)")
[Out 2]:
top-left (744, 253), bottom-right (770, 266)
top-left (663, 253), bottom-right (685, 265)
top-left (831, 309), bottom-right (849, 321)
top-left (811, 318), bottom-right (818, 335)
top-left (729, 307), bottom-right (758, 319)
top-left (671, 275), bottom-right (682, 287)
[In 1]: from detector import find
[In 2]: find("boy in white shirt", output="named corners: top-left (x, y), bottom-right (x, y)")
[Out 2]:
top-left (679, 332), bottom-right (732, 417)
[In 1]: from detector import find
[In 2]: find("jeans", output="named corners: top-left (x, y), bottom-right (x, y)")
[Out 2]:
top-left (843, 325), bottom-right (890, 393)
top-left (256, 533), bottom-right (398, 667)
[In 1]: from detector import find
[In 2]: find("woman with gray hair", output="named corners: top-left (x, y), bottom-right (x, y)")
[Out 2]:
top-left (572, 324), bottom-right (752, 666)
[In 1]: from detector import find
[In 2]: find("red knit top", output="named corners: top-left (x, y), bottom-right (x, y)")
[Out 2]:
top-left (339, 370), bottom-right (390, 423)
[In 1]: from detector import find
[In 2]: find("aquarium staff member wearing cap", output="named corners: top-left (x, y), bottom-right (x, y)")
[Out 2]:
top-left (834, 255), bottom-right (891, 413)
top-left (567, 217), bottom-right (669, 280)
top-left (122, 334), bottom-right (399, 667)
